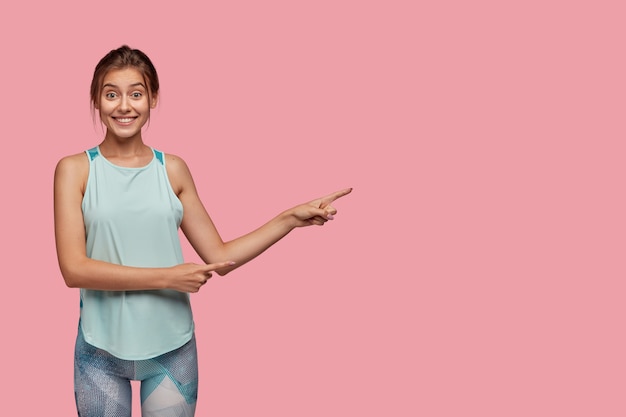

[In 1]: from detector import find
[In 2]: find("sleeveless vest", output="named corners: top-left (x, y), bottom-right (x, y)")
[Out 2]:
top-left (80, 146), bottom-right (194, 360)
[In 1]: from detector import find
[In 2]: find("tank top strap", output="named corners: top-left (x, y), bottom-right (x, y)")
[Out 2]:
top-left (86, 147), bottom-right (99, 162)
top-left (153, 148), bottom-right (164, 165)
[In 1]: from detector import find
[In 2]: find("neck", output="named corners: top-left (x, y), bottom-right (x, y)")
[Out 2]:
top-left (100, 134), bottom-right (148, 158)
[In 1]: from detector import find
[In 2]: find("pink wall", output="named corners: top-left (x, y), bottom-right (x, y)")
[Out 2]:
top-left (1, 0), bottom-right (625, 416)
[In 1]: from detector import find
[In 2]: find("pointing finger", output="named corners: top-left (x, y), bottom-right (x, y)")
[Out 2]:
top-left (321, 188), bottom-right (352, 207)
top-left (205, 261), bottom-right (236, 271)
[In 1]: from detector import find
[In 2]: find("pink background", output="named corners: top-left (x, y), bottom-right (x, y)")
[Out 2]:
top-left (1, 0), bottom-right (625, 415)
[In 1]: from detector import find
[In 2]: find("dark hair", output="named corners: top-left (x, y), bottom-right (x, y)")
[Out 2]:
top-left (90, 45), bottom-right (160, 113)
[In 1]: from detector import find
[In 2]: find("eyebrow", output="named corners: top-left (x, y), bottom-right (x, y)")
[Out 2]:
top-left (102, 82), bottom-right (147, 89)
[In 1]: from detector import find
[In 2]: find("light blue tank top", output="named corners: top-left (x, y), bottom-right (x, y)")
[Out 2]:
top-left (80, 146), bottom-right (194, 360)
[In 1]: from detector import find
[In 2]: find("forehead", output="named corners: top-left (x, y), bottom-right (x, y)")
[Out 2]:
top-left (102, 67), bottom-right (146, 88)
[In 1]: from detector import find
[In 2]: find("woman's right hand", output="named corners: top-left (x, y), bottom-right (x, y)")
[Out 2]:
top-left (168, 261), bottom-right (235, 293)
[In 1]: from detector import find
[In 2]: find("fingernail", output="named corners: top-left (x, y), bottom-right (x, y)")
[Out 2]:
top-left (327, 214), bottom-right (334, 220)
top-left (229, 261), bottom-right (236, 265)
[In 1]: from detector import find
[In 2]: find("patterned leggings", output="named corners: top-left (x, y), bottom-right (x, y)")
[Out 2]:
top-left (74, 329), bottom-right (198, 417)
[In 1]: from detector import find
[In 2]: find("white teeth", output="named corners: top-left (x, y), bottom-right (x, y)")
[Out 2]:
top-left (117, 118), bottom-right (133, 123)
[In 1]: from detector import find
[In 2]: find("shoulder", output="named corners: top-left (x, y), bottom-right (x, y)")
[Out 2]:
top-left (54, 152), bottom-right (90, 191)
top-left (55, 151), bottom-right (89, 176)
top-left (163, 152), bottom-right (193, 176)
top-left (163, 152), bottom-right (196, 195)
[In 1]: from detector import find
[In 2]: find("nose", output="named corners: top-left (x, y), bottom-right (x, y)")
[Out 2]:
top-left (119, 96), bottom-right (131, 113)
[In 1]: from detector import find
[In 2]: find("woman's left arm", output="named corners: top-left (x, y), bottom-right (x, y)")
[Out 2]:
top-left (166, 154), bottom-right (351, 276)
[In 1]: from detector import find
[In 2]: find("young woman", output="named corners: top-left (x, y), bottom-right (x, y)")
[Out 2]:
top-left (54, 45), bottom-right (351, 417)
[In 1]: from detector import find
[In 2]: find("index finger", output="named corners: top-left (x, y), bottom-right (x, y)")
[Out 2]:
top-left (321, 187), bottom-right (353, 205)
top-left (204, 261), bottom-right (236, 271)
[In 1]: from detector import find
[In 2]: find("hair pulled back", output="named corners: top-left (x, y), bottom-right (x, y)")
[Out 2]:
top-left (90, 45), bottom-right (160, 112)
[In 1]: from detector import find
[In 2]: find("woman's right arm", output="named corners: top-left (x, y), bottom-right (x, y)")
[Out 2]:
top-left (53, 154), bottom-right (231, 293)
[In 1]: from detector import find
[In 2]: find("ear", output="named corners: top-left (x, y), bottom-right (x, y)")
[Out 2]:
top-left (150, 94), bottom-right (159, 109)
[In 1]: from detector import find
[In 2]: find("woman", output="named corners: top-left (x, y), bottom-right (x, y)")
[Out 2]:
top-left (54, 45), bottom-right (351, 417)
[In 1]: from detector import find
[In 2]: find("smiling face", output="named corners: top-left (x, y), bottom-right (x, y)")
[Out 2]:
top-left (96, 67), bottom-right (158, 142)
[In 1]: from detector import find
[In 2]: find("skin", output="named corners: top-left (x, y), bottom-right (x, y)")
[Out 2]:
top-left (54, 67), bottom-right (351, 294)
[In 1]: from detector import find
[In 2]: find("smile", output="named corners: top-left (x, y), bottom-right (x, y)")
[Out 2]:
top-left (114, 117), bottom-right (136, 123)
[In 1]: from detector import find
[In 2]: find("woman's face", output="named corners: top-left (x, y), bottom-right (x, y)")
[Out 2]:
top-left (97, 67), bottom-right (157, 141)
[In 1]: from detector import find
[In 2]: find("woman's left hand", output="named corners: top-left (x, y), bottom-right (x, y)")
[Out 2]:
top-left (290, 188), bottom-right (352, 227)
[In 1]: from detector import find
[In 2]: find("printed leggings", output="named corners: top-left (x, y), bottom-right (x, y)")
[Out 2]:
top-left (74, 329), bottom-right (198, 417)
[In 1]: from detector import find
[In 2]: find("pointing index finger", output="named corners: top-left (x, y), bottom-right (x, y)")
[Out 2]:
top-left (205, 261), bottom-right (236, 271)
top-left (323, 187), bottom-right (353, 204)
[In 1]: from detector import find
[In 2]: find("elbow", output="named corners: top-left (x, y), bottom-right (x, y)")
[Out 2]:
top-left (65, 279), bottom-right (81, 289)
top-left (58, 263), bottom-right (83, 289)
top-left (215, 268), bottom-right (231, 277)
top-left (215, 263), bottom-right (240, 276)
top-left (61, 271), bottom-right (80, 288)
top-left (57, 253), bottom-right (94, 289)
